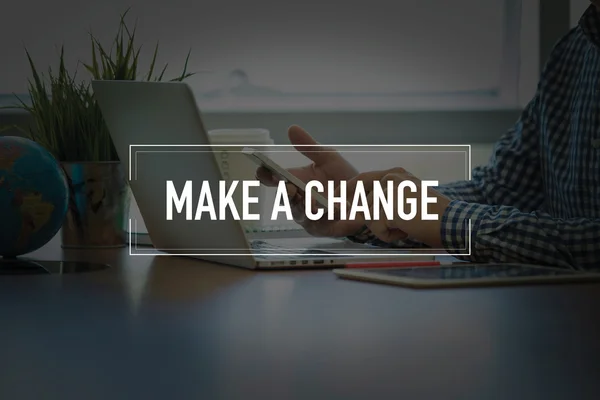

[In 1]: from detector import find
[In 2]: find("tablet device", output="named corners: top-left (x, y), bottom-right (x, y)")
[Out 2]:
top-left (333, 264), bottom-right (600, 288)
top-left (243, 147), bottom-right (329, 208)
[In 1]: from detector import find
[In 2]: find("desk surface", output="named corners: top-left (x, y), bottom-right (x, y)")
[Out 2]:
top-left (1, 235), bottom-right (599, 400)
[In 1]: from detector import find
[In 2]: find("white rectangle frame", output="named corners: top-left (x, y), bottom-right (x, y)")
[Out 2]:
top-left (128, 144), bottom-right (473, 257)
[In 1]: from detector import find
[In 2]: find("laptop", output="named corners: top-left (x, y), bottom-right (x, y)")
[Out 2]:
top-left (92, 80), bottom-right (436, 269)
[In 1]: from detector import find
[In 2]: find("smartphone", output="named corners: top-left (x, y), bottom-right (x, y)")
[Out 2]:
top-left (242, 147), bottom-right (329, 208)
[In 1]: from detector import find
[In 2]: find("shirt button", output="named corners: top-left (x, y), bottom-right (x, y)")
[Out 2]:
top-left (593, 139), bottom-right (600, 148)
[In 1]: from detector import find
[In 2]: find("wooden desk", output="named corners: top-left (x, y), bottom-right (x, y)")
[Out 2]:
top-left (1, 236), bottom-right (599, 400)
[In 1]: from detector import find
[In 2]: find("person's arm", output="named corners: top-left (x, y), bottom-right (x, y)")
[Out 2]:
top-left (348, 32), bottom-right (600, 269)
top-left (348, 99), bottom-right (600, 269)
top-left (442, 203), bottom-right (600, 270)
top-left (350, 99), bottom-right (599, 269)
top-left (435, 94), bottom-right (543, 211)
top-left (348, 95), bottom-right (543, 249)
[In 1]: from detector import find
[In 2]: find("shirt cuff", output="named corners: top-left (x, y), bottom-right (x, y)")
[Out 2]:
top-left (440, 200), bottom-right (488, 255)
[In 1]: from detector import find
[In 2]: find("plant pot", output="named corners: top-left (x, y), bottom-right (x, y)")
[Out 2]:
top-left (60, 162), bottom-right (130, 249)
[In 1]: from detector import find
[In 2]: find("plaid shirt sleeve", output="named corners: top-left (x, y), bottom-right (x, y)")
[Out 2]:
top-left (348, 97), bottom-right (600, 270)
top-left (436, 37), bottom-right (600, 271)
top-left (347, 102), bottom-right (600, 270)
top-left (435, 93), bottom-right (544, 211)
top-left (348, 79), bottom-right (600, 270)
top-left (348, 96), bottom-right (549, 252)
top-left (441, 201), bottom-right (600, 271)
top-left (347, 26), bottom-right (600, 270)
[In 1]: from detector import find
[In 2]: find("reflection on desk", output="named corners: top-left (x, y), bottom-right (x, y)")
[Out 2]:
top-left (0, 234), bottom-right (599, 400)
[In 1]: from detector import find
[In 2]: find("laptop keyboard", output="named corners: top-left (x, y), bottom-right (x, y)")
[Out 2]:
top-left (250, 240), bottom-right (345, 257)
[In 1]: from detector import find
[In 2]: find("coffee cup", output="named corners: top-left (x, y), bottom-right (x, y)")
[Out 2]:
top-left (208, 129), bottom-right (274, 226)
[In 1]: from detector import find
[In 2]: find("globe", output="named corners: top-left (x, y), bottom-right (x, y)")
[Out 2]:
top-left (0, 136), bottom-right (69, 258)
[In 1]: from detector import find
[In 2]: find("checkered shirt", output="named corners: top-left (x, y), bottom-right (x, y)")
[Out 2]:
top-left (350, 5), bottom-right (600, 271)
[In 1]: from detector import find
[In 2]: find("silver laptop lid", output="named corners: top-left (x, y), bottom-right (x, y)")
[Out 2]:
top-left (92, 80), bottom-right (254, 264)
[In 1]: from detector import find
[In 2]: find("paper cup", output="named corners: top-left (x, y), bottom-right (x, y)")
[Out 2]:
top-left (208, 129), bottom-right (274, 226)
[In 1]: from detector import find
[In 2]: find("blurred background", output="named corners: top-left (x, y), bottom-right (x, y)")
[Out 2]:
top-left (0, 0), bottom-right (585, 231)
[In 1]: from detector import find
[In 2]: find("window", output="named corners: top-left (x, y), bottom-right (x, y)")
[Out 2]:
top-left (1, 0), bottom-right (538, 111)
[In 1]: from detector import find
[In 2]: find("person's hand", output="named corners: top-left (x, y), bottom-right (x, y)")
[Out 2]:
top-left (340, 167), bottom-right (452, 247)
top-left (255, 125), bottom-right (362, 237)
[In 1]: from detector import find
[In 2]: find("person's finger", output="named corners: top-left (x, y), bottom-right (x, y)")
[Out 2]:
top-left (381, 171), bottom-right (418, 186)
top-left (328, 201), bottom-right (345, 221)
top-left (303, 188), bottom-right (325, 218)
top-left (290, 198), bottom-right (306, 224)
top-left (332, 171), bottom-right (396, 222)
top-left (332, 180), bottom-right (355, 213)
top-left (378, 228), bottom-right (410, 243)
top-left (332, 180), bottom-right (351, 202)
top-left (365, 190), bottom-right (386, 239)
top-left (291, 197), bottom-right (327, 237)
top-left (256, 164), bottom-right (316, 190)
top-left (288, 125), bottom-right (338, 165)
top-left (290, 189), bottom-right (327, 221)
top-left (304, 220), bottom-right (333, 237)
top-left (328, 220), bottom-right (363, 237)
top-left (365, 219), bottom-right (389, 242)
top-left (285, 165), bottom-right (318, 186)
top-left (365, 186), bottom-right (409, 243)
top-left (256, 166), bottom-right (279, 186)
top-left (358, 169), bottom-right (415, 206)
top-left (381, 172), bottom-right (421, 217)
top-left (285, 182), bottom-right (300, 200)
top-left (344, 169), bottom-right (405, 199)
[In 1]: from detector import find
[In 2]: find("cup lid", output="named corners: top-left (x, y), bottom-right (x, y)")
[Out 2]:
top-left (208, 129), bottom-right (272, 144)
top-left (209, 128), bottom-right (269, 138)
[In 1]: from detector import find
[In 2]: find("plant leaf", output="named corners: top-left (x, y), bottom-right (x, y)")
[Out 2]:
top-left (156, 63), bottom-right (168, 81)
top-left (146, 42), bottom-right (159, 81)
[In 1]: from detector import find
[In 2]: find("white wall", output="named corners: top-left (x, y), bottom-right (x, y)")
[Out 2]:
top-left (1, 0), bottom-right (538, 112)
top-left (0, 1), bottom-right (539, 146)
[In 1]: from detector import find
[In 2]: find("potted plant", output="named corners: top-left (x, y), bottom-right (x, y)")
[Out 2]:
top-left (5, 10), bottom-right (193, 248)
